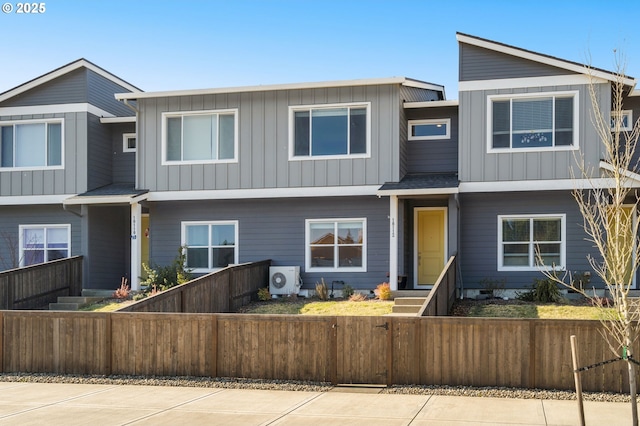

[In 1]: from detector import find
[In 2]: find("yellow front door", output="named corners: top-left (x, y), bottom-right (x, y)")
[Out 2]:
top-left (417, 209), bottom-right (446, 286)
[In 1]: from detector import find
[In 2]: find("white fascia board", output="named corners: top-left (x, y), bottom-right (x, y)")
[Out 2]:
top-left (146, 185), bottom-right (380, 202)
top-left (116, 77), bottom-right (440, 101)
top-left (100, 116), bottom-right (136, 124)
top-left (459, 177), bottom-right (640, 193)
top-left (599, 161), bottom-right (640, 184)
top-left (377, 187), bottom-right (459, 197)
top-left (404, 100), bottom-right (459, 108)
top-left (0, 103), bottom-right (115, 118)
top-left (456, 33), bottom-right (636, 87)
top-left (0, 195), bottom-right (70, 205)
top-left (459, 75), bottom-right (607, 92)
top-left (63, 193), bottom-right (149, 206)
top-left (630, 90), bottom-right (640, 97)
top-left (0, 59), bottom-right (141, 104)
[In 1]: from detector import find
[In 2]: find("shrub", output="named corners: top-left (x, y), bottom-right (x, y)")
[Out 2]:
top-left (349, 292), bottom-right (367, 302)
top-left (257, 287), bottom-right (271, 301)
top-left (376, 282), bottom-right (392, 300)
top-left (341, 283), bottom-right (354, 299)
top-left (141, 246), bottom-right (192, 292)
top-left (517, 277), bottom-right (562, 303)
top-left (112, 277), bottom-right (130, 299)
top-left (315, 278), bottom-right (329, 300)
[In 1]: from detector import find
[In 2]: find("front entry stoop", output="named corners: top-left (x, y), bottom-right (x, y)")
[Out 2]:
top-left (388, 296), bottom-right (428, 316)
top-left (49, 296), bottom-right (106, 311)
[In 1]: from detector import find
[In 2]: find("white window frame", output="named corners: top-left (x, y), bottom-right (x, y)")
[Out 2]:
top-left (305, 218), bottom-right (367, 272)
top-left (18, 224), bottom-right (71, 267)
top-left (0, 118), bottom-right (65, 170)
top-left (497, 214), bottom-right (566, 271)
top-left (486, 91), bottom-right (579, 153)
top-left (289, 102), bottom-right (371, 161)
top-left (408, 118), bottom-right (451, 141)
top-left (122, 133), bottom-right (136, 153)
top-left (161, 109), bottom-right (239, 165)
top-left (611, 110), bottom-right (633, 132)
top-left (181, 220), bottom-right (239, 273)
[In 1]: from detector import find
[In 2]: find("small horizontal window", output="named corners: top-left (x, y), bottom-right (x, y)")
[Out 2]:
top-left (611, 110), bottom-right (633, 132)
top-left (408, 119), bottom-right (450, 140)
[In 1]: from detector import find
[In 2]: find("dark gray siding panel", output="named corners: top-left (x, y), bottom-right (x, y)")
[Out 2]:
top-left (148, 196), bottom-right (389, 289)
top-left (460, 44), bottom-right (574, 82)
top-left (1, 68), bottom-right (88, 107)
top-left (406, 106), bottom-right (459, 173)
top-left (0, 111), bottom-right (87, 196)
top-left (111, 123), bottom-right (136, 184)
top-left (87, 114), bottom-right (112, 190)
top-left (86, 205), bottom-right (129, 290)
top-left (138, 84), bottom-right (415, 191)
top-left (459, 191), bottom-right (596, 289)
top-left (0, 206), bottom-right (81, 271)
top-left (87, 70), bottom-right (135, 117)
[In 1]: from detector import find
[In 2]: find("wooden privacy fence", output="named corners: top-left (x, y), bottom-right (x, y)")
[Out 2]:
top-left (418, 255), bottom-right (457, 316)
top-left (0, 256), bottom-right (83, 310)
top-left (1, 312), bottom-right (637, 393)
top-left (119, 260), bottom-right (271, 313)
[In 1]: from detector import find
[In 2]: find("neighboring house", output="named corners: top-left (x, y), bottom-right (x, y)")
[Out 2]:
top-left (2, 33), bottom-right (639, 295)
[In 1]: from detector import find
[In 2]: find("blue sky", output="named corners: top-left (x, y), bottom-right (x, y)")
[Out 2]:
top-left (1, 0), bottom-right (638, 98)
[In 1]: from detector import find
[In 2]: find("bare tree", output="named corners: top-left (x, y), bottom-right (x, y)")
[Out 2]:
top-left (541, 52), bottom-right (640, 424)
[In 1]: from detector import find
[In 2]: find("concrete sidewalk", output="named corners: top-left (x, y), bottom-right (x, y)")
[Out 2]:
top-left (0, 381), bottom-right (631, 425)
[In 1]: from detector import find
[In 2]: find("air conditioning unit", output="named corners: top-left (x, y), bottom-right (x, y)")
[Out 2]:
top-left (269, 266), bottom-right (301, 295)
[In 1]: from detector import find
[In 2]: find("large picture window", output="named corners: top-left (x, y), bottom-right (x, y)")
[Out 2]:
top-left (488, 92), bottom-right (577, 151)
top-left (0, 120), bottom-right (63, 169)
top-left (290, 103), bottom-right (370, 159)
top-left (163, 110), bottom-right (237, 164)
top-left (19, 224), bottom-right (71, 267)
top-left (182, 221), bottom-right (238, 272)
top-left (306, 218), bottom-right (366, 272)
top-left (498, 215), bottom-right (565, 271)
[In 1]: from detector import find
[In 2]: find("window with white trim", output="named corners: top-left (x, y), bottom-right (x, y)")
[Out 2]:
top-left (182, 221), bottom-right (238, 272)
top-left (306, 218), bottom-right (366, 272)
top-left (0, 119), bottom-right (63, 169)
top-left (488, 92), bottom-right (578, 151)
top-left (498, 215), bottom-right (565, 271)
top-left (163, 110), bottom-right (237, 164)
top-left (123, 133), bottom-right (136, 153)
top-left (19, 224), bottom-right (71, 267)
top-left (611, 110), bottom-right (633, 132)
top-left (290, 103), bottom-right (370, 159)
top-left (408, 118), bottom-right (450, 140)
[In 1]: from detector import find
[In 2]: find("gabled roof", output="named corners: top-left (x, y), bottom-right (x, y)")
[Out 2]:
top-left (456, 32), bottom-right (637, 88)
top-left (116, 77), bottom-right (444, 101)
top-left (0, 58), bottom-right (142, 104)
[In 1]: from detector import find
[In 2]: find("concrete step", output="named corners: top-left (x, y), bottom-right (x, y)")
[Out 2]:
top-left (391, 304), bottom-right (422, 314)
top-left (391, 290), bottom-right (430, 298)
top-left (385, 312), bottom-right (419, 317)
top-left (82, 289), bottom-right (115, 298)
top-left (393, 297), bottom-right (427, 306)
top-left (49, 302), bottom-right (81, 311)
top-left (57, 296), bottom-right (104, 305)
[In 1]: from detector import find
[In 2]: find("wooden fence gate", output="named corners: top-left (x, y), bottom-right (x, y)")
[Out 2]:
top-left (337, 317), bottom-right (390, 384)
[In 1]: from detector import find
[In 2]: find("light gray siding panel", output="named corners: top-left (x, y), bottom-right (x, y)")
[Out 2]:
top-left (405, 106), bottom-right (458, 173)
top-left (149, 196), bottom-right (389, 289)
top-left (459, 83), bottom-right (608, 182)
top-left (86, 70), bottom-right (135, 117)
top-left (138, 83), bottom-right (421, 192)
top-left (460, 191), bottom-right (596, 289)
top-left (460, 44), bottom-right (573, 81)
top-left (0, 206), bottom-right (81, 271)
top-left (1, 68), bottom-right (88, 107)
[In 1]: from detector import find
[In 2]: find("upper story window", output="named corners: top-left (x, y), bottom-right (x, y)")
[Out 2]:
top-left (162, 109), bottom-right (238, 165)
top-left (123, 133), bottom-right (136, 153)
top-left (408, 119), bottom-right (450, 141)
top-left (290, 103), bottom-right (370, 160)
top-left (182, 221), bottom-right (238, 273)
top-left (306, 218), bottom-right (366, 272)
top-left (498, 214), bottom-right (565, 271)
top-left (611, 110), bottom-right (633, 132)
top-left (0, 119), bottom-right (63, 169)
top-left (488, 91), bottom-right (578, 152)
top-left (19, 224), bottom-right (71, 267)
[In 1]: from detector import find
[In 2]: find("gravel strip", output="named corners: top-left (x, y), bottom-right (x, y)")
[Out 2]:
top-left (0, 373), bottom-right (636, 403)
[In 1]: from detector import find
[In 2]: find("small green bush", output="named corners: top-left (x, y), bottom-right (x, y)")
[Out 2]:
top-left (140, 246), bottom-right (191, 292)
top-left (257, 287), bottom-right (271, 301)
top-left (517, 277), bottom-right (562, 303)
top-left (342, 283), bottom-right (354, 299)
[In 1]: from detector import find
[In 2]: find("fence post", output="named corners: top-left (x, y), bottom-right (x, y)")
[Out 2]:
top-left (570, 335), bottom-right (586, 426)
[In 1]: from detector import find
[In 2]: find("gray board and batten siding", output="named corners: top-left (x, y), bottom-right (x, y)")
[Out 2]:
top-left (148, 196), bottom-right (389, 289)
top-left (459, 191), bottom-right (598, 289)
top-left (405, 106), bottom-right (458, 174)
top-left (111, 123), bottom-right (136, 184)
top-left (86, 205), bottom-right (130, 290)
top-left (136, 84), bottom-right (441, 192)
